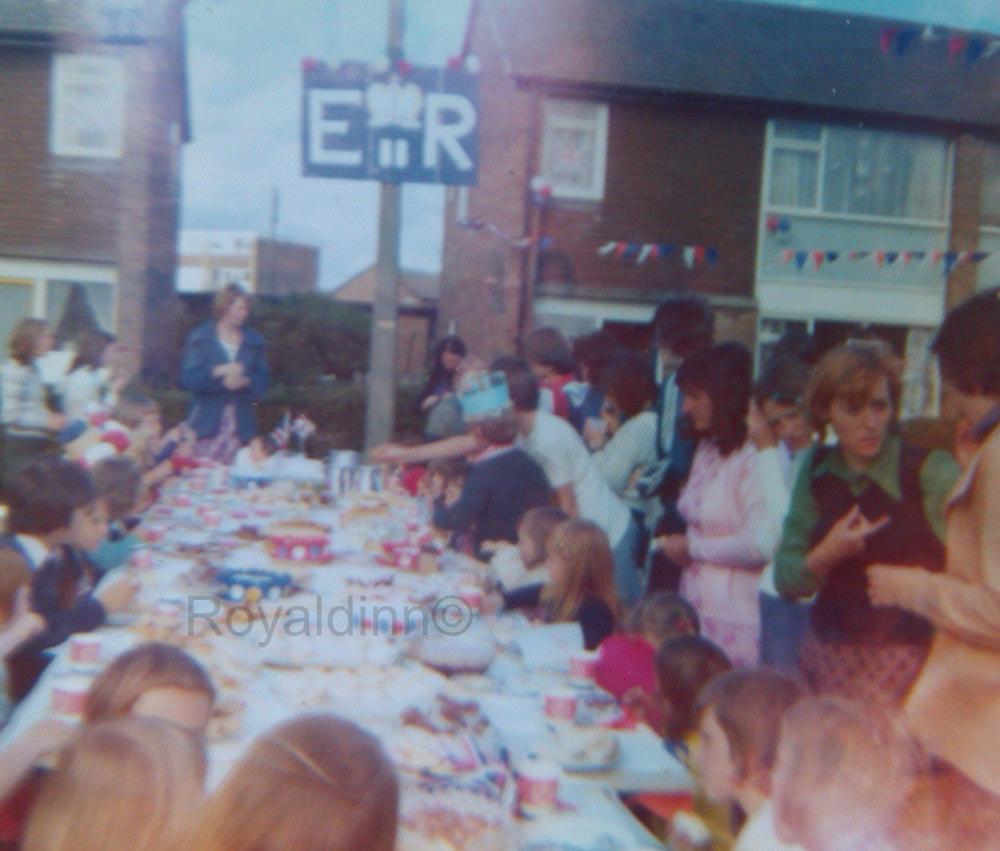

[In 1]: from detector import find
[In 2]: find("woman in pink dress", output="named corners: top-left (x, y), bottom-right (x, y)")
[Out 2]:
top-left (656, 343), bottom-right (774, 666)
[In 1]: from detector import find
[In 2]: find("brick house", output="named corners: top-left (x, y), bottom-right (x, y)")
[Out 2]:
top-left (439, 0), bottom-right (1000, 413)
top-left (333, 265), bottom-right (439, 376)
top-left (0, 0), bottom-right (189, 374)
top-left (176, 231), bottom-right (320, 297)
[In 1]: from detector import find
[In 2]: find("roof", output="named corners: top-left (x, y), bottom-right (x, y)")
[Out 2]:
top-left (481, 0), bottom-right (1000, 132)
top-left (0, 0), bottom-right (80, 39)
top-left (333, 266), bottom-right (440, 307)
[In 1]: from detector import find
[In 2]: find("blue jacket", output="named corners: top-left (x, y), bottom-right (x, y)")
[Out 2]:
top-left (179, 322), bottom-right (269, 443)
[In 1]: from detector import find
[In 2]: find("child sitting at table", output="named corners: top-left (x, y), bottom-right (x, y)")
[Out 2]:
top-left (88, 456), bottom-right (145, 572)
top-left (770, 697), bottom-right (924, 851)
top-left (595, 591), bottom-right (700, 703)
top-left (432, 372), bottom-right (552, 559)
top-left (2, 457), bottom-right (136, 701)
top-left (84, 642), bottom-right (216, 736)
top-left (22, 717), bottom-right (206, 851)
top-left (189, 713), bottom-right (398, 851)
top-left (692, 668), bottom-right (805, 851)
top-left (503, 519), bottom-right (622, 650)
top-left (488, 505), bottom-right (568, 593)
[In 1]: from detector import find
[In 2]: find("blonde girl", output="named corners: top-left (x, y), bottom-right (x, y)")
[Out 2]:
top-left (190, 713), bottom-right (398, 851)
top-left (23, 717), bottom-right (206, 851)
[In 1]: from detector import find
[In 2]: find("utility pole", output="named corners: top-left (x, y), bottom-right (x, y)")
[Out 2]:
top-left (363, 0), bottom-right (404, 451)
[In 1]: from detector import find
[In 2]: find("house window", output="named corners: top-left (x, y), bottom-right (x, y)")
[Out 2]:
top-left (0, 279), bottom-right (35, 355)
top-left (767, 120), bottom-right (949, 222)
top-left (50, 54), bottom-right (126, 159)
top-left (540, 99), bottom-right (608, 202)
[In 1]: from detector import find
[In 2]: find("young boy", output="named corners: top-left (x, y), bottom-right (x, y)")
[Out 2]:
top-left (88, 456), bottom-right (145, 572)
top-left (432, 372), bottom-right (552, 559)
top-left (2, 457), bottom-right (135, 700)
top-left (693, 668), bottom-right (805, 851)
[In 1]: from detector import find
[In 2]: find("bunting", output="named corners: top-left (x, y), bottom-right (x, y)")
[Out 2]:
top-left (597, 240), bottom-right (719, 269)
top-left (458, 218), bottom-right (553, 251)
top-left (879, 26), bottom-right (1000, 66)
top-left (779, 247), bottom-right (991, 274)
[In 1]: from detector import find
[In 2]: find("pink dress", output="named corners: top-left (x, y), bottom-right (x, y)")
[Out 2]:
top-left (677, 440), bottom-right (770, 666)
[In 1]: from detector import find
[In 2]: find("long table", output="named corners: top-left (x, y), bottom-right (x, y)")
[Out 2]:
top-left (2, 466), bottom-right (688, 850)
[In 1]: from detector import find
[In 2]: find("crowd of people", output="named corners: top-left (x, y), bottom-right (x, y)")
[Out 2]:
top-left (0, 281), bottom-right (996, 849)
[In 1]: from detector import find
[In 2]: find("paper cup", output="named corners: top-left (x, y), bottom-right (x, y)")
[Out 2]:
top-left (543, 688), bottom-right (578, 723)
top-left (69, 633), bottom-right (103, 667)
top-left (569, 650), bottom-right (600, 683)
top-left (516, 759), bottom-right (560, 815)
top-left (51, 675), bottom-right (92, 718)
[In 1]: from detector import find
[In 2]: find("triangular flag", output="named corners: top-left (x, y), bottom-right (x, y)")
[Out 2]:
top-left (683, 246), bottom-right (696, 269)
top-left (693, 246), bottom-right (706, 265)
top-left (985, 40), bottom-right (1000, 60)
top-left (970, 251), bottom-right (989, 263)
top-left (895, 29), bottom-right (919, 55)
top-left (705, 247), bottom-right (719, 265)
top-left (966, 38), bottom-right (986, 64)
top-left (886, 252), bottom-right (899, 266)
top-left (825, 251), bottom-right (840, 263)
top-left (613, 242), bottom-right (628, 259)
top-left (849, 250), bottom-right (871, 261)
top-left (659, 243), bottom-right (675, 258)
top-left (879, 28), bottom-right (897, 55)
top-left (598, 241), bottom-right (616, 256)
top-left (958, 251), bottom-right (973, 265)
top-left (930, 251), bottom-right (944, 266)
top-left (921, 26), bottom-right (939, 42)
top-left (648, 244), bottom-right (661, 261)
top-left (812, 250), bottom-right (825, 270)
top-left (794, 251), bottom-right (808, 271)
top-left (910, 251), bottom-right (926, 264)
top-left (622, 243), bottom-right (639, 260)
top-left (637, 244), bottom-right (655, 265)
top-left (948, 35), bottom-right (968, 61)
top-left (874, 250), bottom-right (886, 268)
top-left (944, 251), bottom-right (959, 274)
top-left (902, 251), bottom-right (913, 266)
top-left (782, 249), bottom-right (794, 266)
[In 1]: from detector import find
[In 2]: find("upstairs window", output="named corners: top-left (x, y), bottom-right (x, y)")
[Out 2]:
top-left (540, 99), bottom-right (609, 202)
top-left (50, 54), bottom-right (126, 159)
top-left (767, 120), bottom-right (949, 222)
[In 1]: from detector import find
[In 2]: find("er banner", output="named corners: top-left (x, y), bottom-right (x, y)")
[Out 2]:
top-left (302, 60), bottom-right (479, 185)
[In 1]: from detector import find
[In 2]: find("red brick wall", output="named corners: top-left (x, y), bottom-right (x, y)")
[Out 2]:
top-left (946, 134), bottom-right (983, 309)
top-left (538, 102), bottom-right (765, 301)
top-left (0, 47), bottom-right (121, 263)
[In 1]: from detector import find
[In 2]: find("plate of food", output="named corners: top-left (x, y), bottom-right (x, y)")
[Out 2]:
top-left (540, 727), bottom-right (620, 773)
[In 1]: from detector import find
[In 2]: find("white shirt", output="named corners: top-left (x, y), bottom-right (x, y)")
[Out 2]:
top-left (62, 366), bottom-right (114, 422)
top-left (15, 534), bottom-right (51, 570)
top-left (757, 444), bottom-right (811, 597)
top-left (591, 410), bottom-right (658, 507)
top-left (734, 801), bottom-right (806, 851)
top-left (521, 411), bottom-right (632, 546)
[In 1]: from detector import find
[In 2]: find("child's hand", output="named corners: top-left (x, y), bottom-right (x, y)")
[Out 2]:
top-left (480, 591), bottom-right (504, 615)
top-left (5, 586), bottom-right (45, 648)
top-left (96, 575), bottom-right (139, 613)
top-left (655, 534), bottom-right (690, 565)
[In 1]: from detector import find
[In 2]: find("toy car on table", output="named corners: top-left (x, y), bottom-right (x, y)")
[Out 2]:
top-left (216, 568), bottom-right (294, 604)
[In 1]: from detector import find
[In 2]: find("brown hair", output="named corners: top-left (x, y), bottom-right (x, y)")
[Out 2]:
top-left (694, 668), bottom-right (804, 792)
top-left (212, 283), bottom-right (251, 321)
top-left (805, 342), bottom-right (901, 434)
top-left (425, 456), bottom-right (469, 486)
top-left (113, 393), bottom-right (159, 430)
top-left (516, 505), bottom-right (568, 568)
top-left (655, 635), bottom-right (731, 741)
top-left (472, 411), bottom-right (519, 445)
top-left (23, 717), bottom-right (206, 851)
top-left (8, 318), bottom-right (49, 365)
top-left (626, 591), bottom-right (699, 647)
top-left (90, 455), bottom-right (143, 521)
top-left (190, 713), bottom-right (398, 851)
top-left (543, 520), bottom-right (622, 625)
top-left (772, 696), bottom-right (924, 850)
top-left (84, 643), bottom-right (216, 725)
top-left (0, 550), bottom-right (32, 624)
top-left (522, 326), bottom-right (575, 375)
top-left (932, 286), bottom-right (1000, 397)
top-left (70, 330), bottom-right (115, 372)
top-left (676, 342), bottom-right (752, 456)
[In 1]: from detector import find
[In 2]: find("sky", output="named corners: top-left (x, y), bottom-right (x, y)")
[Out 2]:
top-left (180, 0), bottom-right (1000, 292)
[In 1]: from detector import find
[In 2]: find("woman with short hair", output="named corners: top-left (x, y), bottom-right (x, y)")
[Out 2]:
top-left (775, 342), bottom-right (959, 705)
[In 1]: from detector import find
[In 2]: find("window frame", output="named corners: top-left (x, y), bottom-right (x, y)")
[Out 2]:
top-left (49, 53), bottom-right (126, 160)
top-left (764, 120), bottom-right (952, 227)
top-left (540, 98), bottom-right (609, 202)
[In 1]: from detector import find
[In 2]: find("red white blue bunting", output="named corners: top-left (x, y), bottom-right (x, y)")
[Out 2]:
top-left (598, 241), bottom-right (719, 268)
top-left (780, 249), bottom-right (990, 274)
top-left (879, 26), bottom-right (1000, 65)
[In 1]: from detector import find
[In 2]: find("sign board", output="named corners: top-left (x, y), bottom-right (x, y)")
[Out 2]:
top-left (302, 61), bottom-right (479, 185)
